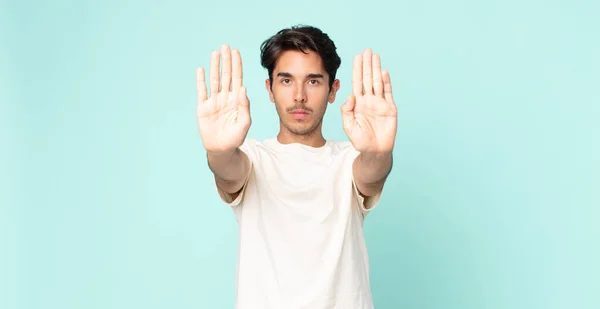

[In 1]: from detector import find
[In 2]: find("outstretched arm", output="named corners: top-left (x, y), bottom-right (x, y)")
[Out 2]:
top-left (342, 48), bottom-right (397, 198)
top-left (197, 44), bottom-right (252, 198)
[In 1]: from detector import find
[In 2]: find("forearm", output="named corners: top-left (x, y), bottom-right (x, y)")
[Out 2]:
top-left (352, 151), bottom-right (393, 197)
top-left (207, 148), bottom-right (251, 194)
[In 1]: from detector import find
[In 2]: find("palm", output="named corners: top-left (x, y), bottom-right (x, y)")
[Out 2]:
top-left (342, 49), bottom-right (397, 153)
top-left (196, 45), bottom-right (251, 153)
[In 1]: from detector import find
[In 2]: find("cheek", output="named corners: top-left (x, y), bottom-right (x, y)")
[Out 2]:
top-left (272, 85), bottom-right (292, 100)
top-left (307, 87), bottom-right (330, 102)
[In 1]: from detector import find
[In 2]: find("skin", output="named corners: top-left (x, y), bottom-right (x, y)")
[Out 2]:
top-left (265, 49), bottom-right (340, 148)
top-left (196, 45), bottom-right (251, 199)
top-left (196, 43), bottom-right (397, 202)
top-left (344, 49), bottom-right (397, 197)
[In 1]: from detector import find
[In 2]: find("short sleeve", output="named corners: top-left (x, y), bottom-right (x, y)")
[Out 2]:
top-left (351, 175), bottom-right (383, 213)
top-left (215, 139), bottom-right (255, 207)
top-left (348, 149), bottom-right (384, 215)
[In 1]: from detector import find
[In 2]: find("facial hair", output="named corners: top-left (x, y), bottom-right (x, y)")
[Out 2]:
top-left (276, 102), bottom-right (326, 136)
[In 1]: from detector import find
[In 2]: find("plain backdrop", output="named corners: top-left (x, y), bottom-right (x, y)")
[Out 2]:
top-left (2, 0), bottom-right (599, 308)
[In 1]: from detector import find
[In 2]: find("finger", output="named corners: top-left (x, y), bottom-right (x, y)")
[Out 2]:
top-left (238, 86), bottom-right (251, 122)
top-left (238, 86), bottom-right (249, 107)
top-left (231, 49), bottom-right (243, 92)
top-left (209, 50), bottom-right (220, 96)
top-left (372, 54), bottom-right (383, 97)
top-left (221, 44), bottom-right (232, 92)
top-left (362, 48), bottom-right (373, 95)
top-left (196, 67), bottom-right (207, 102)
top-left (352, 54), bottom-right (362, 97)
top-left (382, 70), bottom-right (394, 103)
top-left (341, 93), bottom-right (356, 127)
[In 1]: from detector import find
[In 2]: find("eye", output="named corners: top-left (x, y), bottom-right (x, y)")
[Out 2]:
top-left (282, 78), bottom-right (291, 84)
top-left (308, 80), bottom-right (319, 85)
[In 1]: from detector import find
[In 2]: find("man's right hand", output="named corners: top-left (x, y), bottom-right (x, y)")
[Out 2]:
top-left (196, 44), bottom-right (251, 154)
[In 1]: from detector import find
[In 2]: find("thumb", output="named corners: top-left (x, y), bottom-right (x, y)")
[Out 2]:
top-left (341, 93), bottom-right (355, 126)
top-left (238, 86), bottom-right (249, 107)
top-left (237, 86), bottom-right (251, 121)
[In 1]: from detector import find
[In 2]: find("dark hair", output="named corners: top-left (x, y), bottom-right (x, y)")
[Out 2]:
top-left (260, 25), bottom-right (341, 91)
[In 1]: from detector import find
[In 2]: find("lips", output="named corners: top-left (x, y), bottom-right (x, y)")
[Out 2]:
top-left (290, 110), bottom-right (309, 120)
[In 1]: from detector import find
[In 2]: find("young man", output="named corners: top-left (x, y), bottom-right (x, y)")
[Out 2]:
top-left (196, 25), bottom-right (397, 309)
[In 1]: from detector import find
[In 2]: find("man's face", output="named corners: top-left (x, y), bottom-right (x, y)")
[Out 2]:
top-left (266, 50), bottom-right (340, 136)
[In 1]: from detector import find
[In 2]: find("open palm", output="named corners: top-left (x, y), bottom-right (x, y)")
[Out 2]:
top-left (196, 44), bottom-right (251, 153)
top-left (342, 49), bottom-right (397, 154)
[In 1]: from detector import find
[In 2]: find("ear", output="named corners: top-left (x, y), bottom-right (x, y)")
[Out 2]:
top-left (265, 79), bottom-right (275, 103)
top-left (328, 79), bottom-right (341, 103)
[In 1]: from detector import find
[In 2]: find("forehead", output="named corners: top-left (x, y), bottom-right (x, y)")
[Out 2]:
top-left (273, 50), bottom-right (327, 75)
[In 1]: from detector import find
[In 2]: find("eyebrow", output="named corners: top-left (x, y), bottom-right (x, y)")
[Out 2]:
top-left (276, 72), bottom-right (325, 79)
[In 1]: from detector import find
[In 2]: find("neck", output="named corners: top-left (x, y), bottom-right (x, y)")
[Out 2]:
top-left (277, 124), bottom-right (326, 148)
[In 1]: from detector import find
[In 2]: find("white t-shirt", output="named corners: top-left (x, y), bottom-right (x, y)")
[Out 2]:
top-left (215, 137), bottom-right (384, 309)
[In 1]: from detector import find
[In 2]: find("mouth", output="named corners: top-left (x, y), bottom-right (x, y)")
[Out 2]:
top-left (290, 110), bottom-right (310, 120)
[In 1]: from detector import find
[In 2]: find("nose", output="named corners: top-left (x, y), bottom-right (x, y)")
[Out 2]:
top-left (293, 84), bottom-right (307, 103)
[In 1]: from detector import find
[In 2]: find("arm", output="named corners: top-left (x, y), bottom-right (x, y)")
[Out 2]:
top-left (353, 151), bottom-right (393, 197)
top-left (342, 48), bottom-right (397, 200)
top-left (207, 148), bottom-right (251, 199)
top-left (197, 44), bottom-right (252, 201)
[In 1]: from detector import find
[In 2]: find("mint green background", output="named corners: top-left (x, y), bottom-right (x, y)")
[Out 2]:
top-left (2, 0), bottom-right (599, 308)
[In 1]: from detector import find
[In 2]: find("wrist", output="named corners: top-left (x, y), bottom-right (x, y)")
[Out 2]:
top-left (206, 148), bottom-right (239, 160)
top-left (358, 151), bottom-right (393, 161)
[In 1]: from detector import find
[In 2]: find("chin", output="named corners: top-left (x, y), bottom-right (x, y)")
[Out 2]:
top-left (286, 122), bottom-right (319, 136)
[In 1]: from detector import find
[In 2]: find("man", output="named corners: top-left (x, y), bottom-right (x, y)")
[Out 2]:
top-left (196, 25), bottom-right (397, 309)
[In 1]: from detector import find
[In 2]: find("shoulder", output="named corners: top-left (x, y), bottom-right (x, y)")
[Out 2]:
top-left (239, 137), bottom-right (271, 153)
top-left (240, 137), bottom-right (259, 148)
top-left (239, 137), bottom-right (272, 153)
top-left (326, 140), bottom-right (360, 158)
top-left (238, 137), bottom-right (278, 160)
top-left (327, 139), bottom-right (354, 150)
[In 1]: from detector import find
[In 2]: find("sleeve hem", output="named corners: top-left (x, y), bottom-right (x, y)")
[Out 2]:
top-left (349, 148), bottom-right (384, 215)
top-left (214, 139), bottom-right (254, 207)
top-left (351, 175), bottom-right (383, 213)
top-left (216, 163), bottom-right (252, 207)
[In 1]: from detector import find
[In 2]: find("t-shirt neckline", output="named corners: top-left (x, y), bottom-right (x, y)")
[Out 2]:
top-left (269, 137), bottom-right (331, 153)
